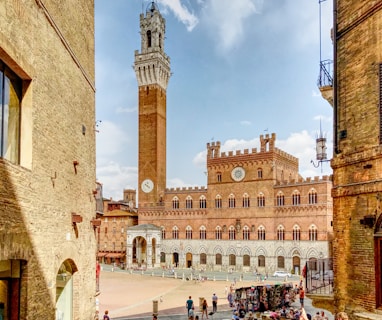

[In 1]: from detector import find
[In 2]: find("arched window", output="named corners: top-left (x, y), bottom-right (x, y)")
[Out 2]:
top-left (293, 225), bottom-right (301, 241)
top-left (229, 194), bottom-right (236, 208)
top-left (199, 226), bottom-right (206, 240)
top-left (277, 225), bottom-right (285, 241)
top-left (186, 196), bottom-right (193, 209)
top-left (277, 256), bottom-right (285, 269)
top-left (243, 254), bottom-right (250, 266)
top-left (258, 255), bottom-right (265, 267)
top-left (258, 226), bottom-right (265, 240)
top-left (215, 226), bottom-right (222, 240)
top-left (257, 168), bottom-right (263, 179)
top-left (146, 30), bottom-right (152, 47)
top-left (257, 193), bottom-right (265, 207)
top-left (229, 254), bottom-right (236, 266)
top-left (243, 226), bottom-right (250, 240)
top-left (277, 192), bottom-right (285, 206)
top-left (199, 195), bottom-right (207, 209)
top-left (160, 252), bottom-right (166, 263)
top-left (292, 190), bottom-right (300, 206)
top-left (215, 195), bottom-right (222, 209)
top-left (172, 197), bottom-right (179, 209)
top-left (309, 189), bottom-right (318, 204)
top-left (216, 253), bottom-right (222, 265)
top-left (172, 226), bottom-right (179, 239)
top-left (243, 193), bottom-right (250, 208)
top-left (161, 227), bottom-right (166, 240)
top-left (159, 33), bottom-right (162, 49)
top-left (217, 172), bottom-right (222, 182)
top-left (309, 225), bottom-right (318, 241)
top-left (229, 226), bottom-right (236, 240)
top-left (186, 226), bottom-right (193, 239)
top-left (200, 253), bottom-right (207, 264)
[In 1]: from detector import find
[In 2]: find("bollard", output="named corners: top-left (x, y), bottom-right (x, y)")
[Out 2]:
top-left (226, 275), bottom-right (229, 281)
top-left (214, 276), bottom-right (216, 281)
top-left (162, 272), bottom-right (164, 278)
top-left (153, 300), bottom-right (158, 316)
top-left (152, 272), bottom-right (154, 276)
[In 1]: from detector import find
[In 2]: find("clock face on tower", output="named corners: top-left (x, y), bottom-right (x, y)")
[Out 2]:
top-left (141, 179), bottom-right (154, 193)
top-left (231, 167), bottom-right (245, 182)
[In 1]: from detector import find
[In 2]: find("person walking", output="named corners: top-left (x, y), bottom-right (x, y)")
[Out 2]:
top-left (202, 299), bottom-right (208, 320)
top-left (186, 296), bottom-right (194, 317)
top-left (212, 293), bottom-right (218, 313)
top-left (103, 310), bottom-right (110, 320)
top-left (299, 287), bottom-right (305, 308)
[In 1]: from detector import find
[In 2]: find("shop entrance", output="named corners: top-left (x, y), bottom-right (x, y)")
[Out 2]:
top-left (186, 252), bottom-right (192, 268)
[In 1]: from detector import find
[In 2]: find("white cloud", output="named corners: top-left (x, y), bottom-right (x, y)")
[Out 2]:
top-left (159, 0), bottom-right (199, 31)
top-left (202, 0), bottom-right (260, 52)
top-left (116, 106), bottom-right (137, 114)
top-left (240, 120), bottom-right (252, 126)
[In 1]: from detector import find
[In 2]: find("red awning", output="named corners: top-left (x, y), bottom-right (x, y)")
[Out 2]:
top-left (105, 253), bottom-right (125, 258)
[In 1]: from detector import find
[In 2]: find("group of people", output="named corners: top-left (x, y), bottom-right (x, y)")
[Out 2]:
top-left (186, 293), bottom-right (219, 320)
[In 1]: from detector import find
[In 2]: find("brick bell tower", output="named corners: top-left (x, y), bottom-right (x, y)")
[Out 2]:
top-left (134, 2), bottom-right (171, 208)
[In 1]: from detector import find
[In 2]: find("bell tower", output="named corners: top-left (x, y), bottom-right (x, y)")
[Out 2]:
top-left (134, 2), bottom-right (171, 207)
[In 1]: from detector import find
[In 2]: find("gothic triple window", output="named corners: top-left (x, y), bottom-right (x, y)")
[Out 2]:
top-left (293, 225), bottom-right (301, 241)
top-left (217, 172), bottom-right (222, 182)
top-left (257, 168), bottom-right (263, 179)
top-left (228, 194), bottom-right (236, 208)
top-left (277, 192), bottom-right (285, 206)
top-left (199, 195), bottom-right (207, 209)
top-left (229, 226), bottom-right (236, 240)
top-left (243, 226), bottom-right (250, 240)
top-left (172, 197), bottom-right (179, 209)
top-left (199, 226), bottom-right (206, 240)
top-left (309, 189), bottom-right (318, 204)
top-left (186, 226), bottom-right (193, 239)
top-left (309, 225), bottom-right (318, 241)
top-left (243, 193), bottom-right (250, 208)
top-left (258, 226), bottom-right (266, 240)
top-left (215, 195), bottom-right (222, 209)
top-left (277, 225), bottom-right (285, 241)
top-left (161, 227), bottom-right (166, 240)
top-left (215, 226), bottom-right (222, 240)
top-left (292, 191), bottom-right (301, 206)
top-left (172, 226), bottom-right (179, 239)
top-left (186, 196), bottom-right (193, 209)
top-left (257, 193), bottom-right (265, 207)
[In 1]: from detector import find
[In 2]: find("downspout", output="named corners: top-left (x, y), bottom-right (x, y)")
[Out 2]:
top-left (333, 0), bottom-right (339, 154)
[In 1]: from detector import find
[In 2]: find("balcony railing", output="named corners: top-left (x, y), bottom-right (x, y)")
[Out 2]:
top-left (305, 258), bottom-right (333, 295)
top-left (317, 60), bottom-right (333, 88)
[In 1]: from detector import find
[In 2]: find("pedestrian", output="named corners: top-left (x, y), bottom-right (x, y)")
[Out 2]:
top-left (212, 293), bottom-right (218, 313)
top-left (189, 307), bottom-right (195, 320)
top-left (202, 299), bottom-right (208, 319)
top-left (320, 311), bottom-right (328, 320)
top-left (312, 311), bottom-right (322, 320)
top-left (94, 310), bottom-right (99, 320)
top-left (103, 310), bottom-right (110, 320)
top-left (238, 304), bottom-right (246, 319)
top-left (186, 296), bottom-right (194, 317)
top-left (299, 287), bottom-right (305, 308)
top-left (153, 316), bottom-right (158, 320)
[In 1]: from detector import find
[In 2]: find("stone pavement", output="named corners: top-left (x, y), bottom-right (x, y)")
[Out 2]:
top-left (97, 266), bottom-right (334, 320)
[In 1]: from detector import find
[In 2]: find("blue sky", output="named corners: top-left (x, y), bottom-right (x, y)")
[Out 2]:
top-left (95, 0), bottom-right (334, 201)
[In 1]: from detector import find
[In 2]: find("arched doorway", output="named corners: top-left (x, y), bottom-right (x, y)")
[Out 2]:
top-left (186, 252), bottom-right (192, 268)
top-left (132, 236), bottom-right (147, 267)
top-left (173, 252), bottom-right (179, 267)
top-left (293, 255), bottom-right (301, 275)
top-left (56, 259), bottom-right (77, 320)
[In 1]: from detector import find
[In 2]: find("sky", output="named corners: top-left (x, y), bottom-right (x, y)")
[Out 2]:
top-left (95, 0), bottom-right (334, 201)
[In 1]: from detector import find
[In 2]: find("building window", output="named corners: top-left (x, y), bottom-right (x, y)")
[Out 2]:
top-left (293, 225), bottom-right (301, 241)
top-left (309, 189), bottom-right (318, 204)
top-left (229, 254), bottom-right (236, 266)
top-left (215, 226), bottom-right (222, 240)
top-left (243, 193), bottom-right (250, 208)
top-left (146, 30), bottom-right (152, 47)
top-left (243, 226), bottom-right (250, 240)
top-left (104, 227), bottom-right (108, 234)
top-left (258, 226), bottom-right (265, 240)
top-left (277, 225), bottom-right (285, 241)
top-left (200, 253), bottom-right (207, 265)
top-left (199, 196), bottom-right (207, 209)
top-left (258, 255), bottom-right (265, 267)
top-left (215, 195), bottom-right (222, 209)
top-left (186, 226), bottom-right (193, 239)
top-left (161, 227), bottom-right (166, 240)
top-left (277, 256), bottom-right (285, 269)
top-left (172, 226), bottom-right (179, 239)
top-left (160, 252), bottom-right (166, 263)
top-left (257, 168), bottom-right (263, 178)
top-left (229, 226), bottom-right (236, 240)
top-left (172, 197), bottom-right (179, 209)
top-left (257, 193), bottom-right (265, 207)
top-left (277, 192), bottom-right (285, 206)
top-left (199, 226), bottom-right (206, 240)
top-left (217, 172), bottom-right (222, 182)
top-left (186, 196), bottom-right (193, 209)
top-left (0, 60), bottom-right (22, 164)
top-left (292, 191), bottom-right (301, 206)
top-left (243, 254), bottom-right (250, 267)
top-left (309, 225), bottom-right (318, 241)
top-left (228, 194), bottom-right (236, 208)
top-left (216, 253), bottom-right (222, 265)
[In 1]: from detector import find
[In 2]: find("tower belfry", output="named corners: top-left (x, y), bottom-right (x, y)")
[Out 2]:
top-left (135, 2), bottom-right (171, 207)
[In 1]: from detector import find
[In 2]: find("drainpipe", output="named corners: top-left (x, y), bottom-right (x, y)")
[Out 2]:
top-left (333, 0), bottom-right (339, 154)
